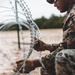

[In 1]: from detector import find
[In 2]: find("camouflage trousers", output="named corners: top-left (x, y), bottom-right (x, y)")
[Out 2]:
top-left (40, 49), bottom-right (75, 75)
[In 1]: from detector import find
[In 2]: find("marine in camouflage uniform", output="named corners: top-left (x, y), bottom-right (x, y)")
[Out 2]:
top-left (41, 3), bottom-right (75, 75)
top-left (13, 0), bottom-right (75, 75)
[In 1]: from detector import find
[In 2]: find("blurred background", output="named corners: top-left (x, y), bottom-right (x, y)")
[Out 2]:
top-left (0, 0), bottom-right (64, 75)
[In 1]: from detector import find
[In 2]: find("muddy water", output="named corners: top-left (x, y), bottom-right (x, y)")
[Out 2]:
top-left (0, 29), bottom-right (63, 75)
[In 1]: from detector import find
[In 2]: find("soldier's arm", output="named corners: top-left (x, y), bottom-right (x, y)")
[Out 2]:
top-left (50, 13), bottom-right (75, 51)
top-left (61, 13), bottom-right (75, 49)
top-left (63, 27), bottom-right (75, 49)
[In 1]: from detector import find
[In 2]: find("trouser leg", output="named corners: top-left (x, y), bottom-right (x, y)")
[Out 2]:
top-left (55, 49), bottom-right (75, 75)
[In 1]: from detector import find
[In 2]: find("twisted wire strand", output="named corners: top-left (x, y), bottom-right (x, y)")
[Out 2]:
top-left (9, 0), bottom-right (15, 12)
top-left (12, 0), bottom-right (35, 74)
top-left (0, 3), bottom-right (28, 75)
top-left (14, 0), bottom-right (41, 75)
top-left (0, 6), bottom-right (13, 9)
top-left (0, 0), bottom-right (41, 75)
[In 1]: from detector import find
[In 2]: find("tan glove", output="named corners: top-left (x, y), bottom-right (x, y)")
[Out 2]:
top-left (33, 38), bottom-right (52, 51)
top-left (13, 60), bottom-right (36, 73)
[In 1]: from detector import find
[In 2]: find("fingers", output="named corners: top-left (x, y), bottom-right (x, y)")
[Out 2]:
top-left (33, 38), bottom-right (45, 51)
top-left (34, 38), bottom-right (40, 50)
top-left (13, 60), bottom-right (24, 73)
top-left (16, 60), bottom-right (23, 64)
top-left (13, 63), bottom-right (18, 72)
top-left (34, 37), bottom-right (37, 40)
top-left (13, 60), bottom-right (34, 73)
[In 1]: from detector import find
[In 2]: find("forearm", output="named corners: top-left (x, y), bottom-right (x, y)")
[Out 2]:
top-left (33, 59), bottom-right (42, 68)
top-left (33, 59), bottom-right (46, 69)
top-left (44, 44), bottom-right (52, 51)
top-left (45, 44), bottom-right (60, 52)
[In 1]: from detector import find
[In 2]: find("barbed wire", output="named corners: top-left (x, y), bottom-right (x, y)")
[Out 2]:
top-left (0, 0), bottom-right (41, 75)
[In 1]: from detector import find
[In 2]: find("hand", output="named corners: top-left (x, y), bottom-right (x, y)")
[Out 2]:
top-left (13, 60), bottom-right (35, 73)
top-left (33, 38), bottom-right (47, 51)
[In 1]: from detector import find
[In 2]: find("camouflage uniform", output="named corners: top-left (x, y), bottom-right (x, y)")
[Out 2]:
top-left (40, 4), bottom-right (75, 75)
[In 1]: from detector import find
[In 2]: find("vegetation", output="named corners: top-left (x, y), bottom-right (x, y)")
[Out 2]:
top-left (34, 14), bottom-right (65, 29)
top-left (0, 14), bottom-right (65, 30)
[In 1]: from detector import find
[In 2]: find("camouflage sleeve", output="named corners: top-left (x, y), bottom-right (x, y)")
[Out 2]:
top-left (41, 54), bottom-right (55, 74)
top-left (41, 46), bottom-right (62, 73)
top-left (51, 44), bottom-right (60, 52)
top-left (50, 42), bottom-right (67, 52)
top-left (51, 13), bottom-right (75, 51)
top-left (63, 13), bottom-right (75, 49)
top-left (64, 26), bottom-right (75, 49)
top-left (63, 14), bottom-right (75, 49)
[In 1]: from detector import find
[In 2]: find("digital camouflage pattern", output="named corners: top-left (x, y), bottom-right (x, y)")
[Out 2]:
top-left (41, 4), bottom-right (75, 75)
